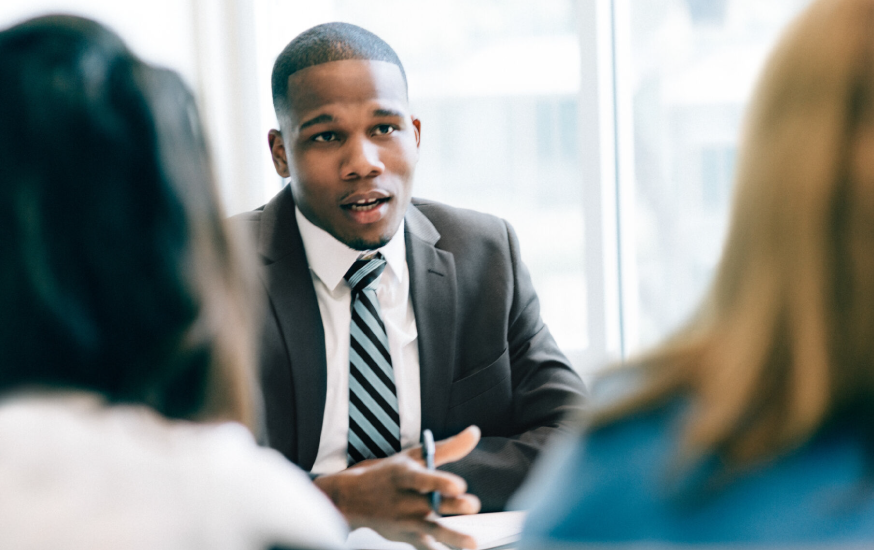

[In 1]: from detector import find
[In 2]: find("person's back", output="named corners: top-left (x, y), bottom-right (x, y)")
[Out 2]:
top-left (0, 392), bottom-right (345, 550)
top-left (0, 15), bottom-right (346, 550)
top-left (520, 389), bottom-right (874, 546)
top-left (515, 0), bottom-right (874, 545)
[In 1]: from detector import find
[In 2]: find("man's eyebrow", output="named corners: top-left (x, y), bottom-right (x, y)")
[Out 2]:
top-left (299, 114), bottom-right (333, 131)
top-left (373, 108), bottom-right (404, 118)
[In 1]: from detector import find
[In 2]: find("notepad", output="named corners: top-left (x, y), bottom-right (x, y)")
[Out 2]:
top-left (346, 511), bottom-right (527, 550)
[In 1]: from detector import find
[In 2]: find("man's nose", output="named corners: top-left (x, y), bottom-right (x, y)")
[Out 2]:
top-left (341, 136), bottom-right (384, 180)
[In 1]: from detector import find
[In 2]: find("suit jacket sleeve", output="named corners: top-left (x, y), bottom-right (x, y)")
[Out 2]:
top-left (436, 217), bottom-right (587, 512)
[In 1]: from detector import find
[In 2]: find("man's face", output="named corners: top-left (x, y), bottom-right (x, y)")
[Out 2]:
top-left (269, 59), bottom-right (421, 250)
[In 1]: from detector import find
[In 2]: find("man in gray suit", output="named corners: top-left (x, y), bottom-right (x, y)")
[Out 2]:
top-left (235, 22), bottom-right (586, 549)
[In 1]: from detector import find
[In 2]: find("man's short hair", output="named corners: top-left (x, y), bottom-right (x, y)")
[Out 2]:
top-left (271, 22), bottom-right (407, 129)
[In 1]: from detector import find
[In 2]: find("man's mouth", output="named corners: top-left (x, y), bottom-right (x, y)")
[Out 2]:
top-left (343, 197), bottom-right (390, 212)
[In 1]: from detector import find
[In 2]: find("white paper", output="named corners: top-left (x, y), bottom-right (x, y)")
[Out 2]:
top-left (346, 511), bottom-right (527, 550)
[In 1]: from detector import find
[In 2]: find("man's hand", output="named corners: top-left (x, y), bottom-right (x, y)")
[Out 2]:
top-left (313, 426), bottom-right (482, 550)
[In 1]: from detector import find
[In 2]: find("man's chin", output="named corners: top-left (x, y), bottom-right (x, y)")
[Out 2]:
top-left (344, 236), bottom-right (391, 251)
top-left (329, 217), bottom-right (402, 251)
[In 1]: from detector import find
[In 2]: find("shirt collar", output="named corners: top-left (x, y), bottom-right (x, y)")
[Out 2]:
top-left (295, 207), bottom-right (406, 292)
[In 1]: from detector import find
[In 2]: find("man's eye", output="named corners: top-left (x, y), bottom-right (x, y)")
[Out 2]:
top-left (373, 124), bottom-right (395, 136)
top-left (312, 132), bottom-right (337, 142)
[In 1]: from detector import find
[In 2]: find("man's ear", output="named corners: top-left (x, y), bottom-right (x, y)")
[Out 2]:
top-left (268, 129), bottom-right (290, 178)
top-left (411, 117), bottom-right (421, 149)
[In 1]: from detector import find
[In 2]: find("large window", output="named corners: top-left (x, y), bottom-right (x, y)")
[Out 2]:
top-left (253, 0), bottom-right (815, 374)
top-left (0, 0), bottom-right (817, 376)
top-left (615, 0), bottom-right (814, 355)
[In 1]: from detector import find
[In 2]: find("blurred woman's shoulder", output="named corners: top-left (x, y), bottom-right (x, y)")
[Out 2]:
top-left (517, 368), bottom-right (874, 546)
top-left (0, 392), bottom-right (347, 550)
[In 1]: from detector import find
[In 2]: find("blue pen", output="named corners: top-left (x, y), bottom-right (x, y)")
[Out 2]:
top-left (422, 429), bottom-right (441, 514)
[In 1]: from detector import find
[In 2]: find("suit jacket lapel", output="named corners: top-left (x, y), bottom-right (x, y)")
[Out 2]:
top-left (405, 204), bottom-right (458, 438)
top-left (258, 186), bottom-right (326, 469)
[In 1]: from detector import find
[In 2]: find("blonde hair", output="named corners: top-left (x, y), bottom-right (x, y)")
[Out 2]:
top-left (596, 0), bottom-right (874, 467)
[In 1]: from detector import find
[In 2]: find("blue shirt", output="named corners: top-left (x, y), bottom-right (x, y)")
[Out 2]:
top-left (515, 398), bottom-right (874, 546)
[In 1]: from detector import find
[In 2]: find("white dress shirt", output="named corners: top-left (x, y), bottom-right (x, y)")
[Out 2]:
top-left (295, 207), bottom-right (421, 475)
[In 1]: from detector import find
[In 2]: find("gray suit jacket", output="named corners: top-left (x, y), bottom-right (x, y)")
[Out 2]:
top-left (233, 186), bottom-right (586, 511)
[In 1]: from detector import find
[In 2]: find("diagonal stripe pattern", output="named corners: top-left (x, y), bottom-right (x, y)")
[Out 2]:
top-left (344, 254), bottom-right (400, 465)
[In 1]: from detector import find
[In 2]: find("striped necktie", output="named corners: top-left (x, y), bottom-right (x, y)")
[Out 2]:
top-left (344, 254), bottom-right (401, 465)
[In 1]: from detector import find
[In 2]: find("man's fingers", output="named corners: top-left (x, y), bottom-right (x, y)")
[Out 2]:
top-left (406, 534), bottom-right (438, 550)
top-left (347, 457), bottom-right (378, 470)
top-left (381, 488), bottom-right (480, 518)
top-left (433, 425), bottom-right (481, 466)
top-left (395, 532), bottom-right (444, 550)
top-left (395, 465), bottom-right (468, 496)
top-left (422, 521), bottom-right (478, 550)
top-left (438, 493), bottom-right (481, 516)
top-left (375, 519), bottom-right (478, 550)
top-left (403, 425), bottom-right (481, 466)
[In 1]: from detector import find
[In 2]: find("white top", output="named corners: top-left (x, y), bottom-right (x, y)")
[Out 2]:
top-left (295, 207), bottom-right (421, 474)
top-left (0, 392), bottom-right (348, 550)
